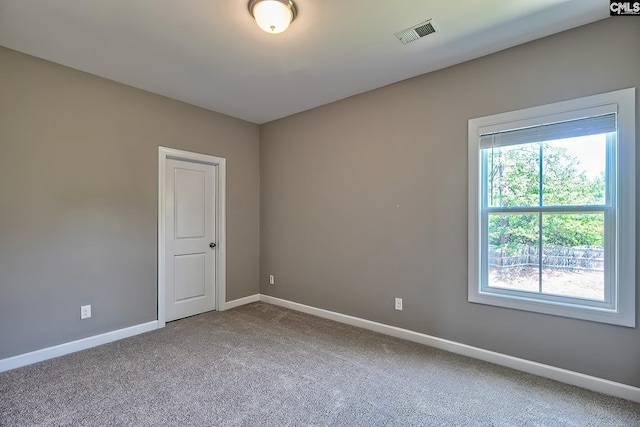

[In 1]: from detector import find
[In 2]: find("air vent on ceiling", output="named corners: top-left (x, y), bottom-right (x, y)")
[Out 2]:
top-left (394, 20), bottom-right (437, 45)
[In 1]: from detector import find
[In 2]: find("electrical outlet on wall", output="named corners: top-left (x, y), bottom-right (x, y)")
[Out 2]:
top-left (395, 298), bottom-right (403, 311)
top-left (80, 305), bottom-right (92, 319)
top-left (269, 274), bottom-right (275, 285)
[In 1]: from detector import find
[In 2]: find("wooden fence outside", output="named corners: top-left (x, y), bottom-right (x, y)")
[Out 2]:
top-left (488, 244), bottom-right (604, 272)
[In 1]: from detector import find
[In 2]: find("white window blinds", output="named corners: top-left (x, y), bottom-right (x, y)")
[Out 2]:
top-left (479, 113), bottom-right (616, 149)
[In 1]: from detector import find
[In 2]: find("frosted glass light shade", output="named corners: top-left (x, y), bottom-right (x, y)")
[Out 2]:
top-left (250, 0), bottom-right (295, 34)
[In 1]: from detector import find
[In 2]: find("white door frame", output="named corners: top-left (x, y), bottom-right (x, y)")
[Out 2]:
top-left (158, 146), bottom-right (226, 328)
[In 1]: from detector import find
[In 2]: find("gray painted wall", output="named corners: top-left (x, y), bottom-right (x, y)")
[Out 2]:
top-left (2, 18), bottom-right (639, 389)
top-left (0, 47), bottom-right (260, 359)
top-left (260, 18), bottom-right (640, 387)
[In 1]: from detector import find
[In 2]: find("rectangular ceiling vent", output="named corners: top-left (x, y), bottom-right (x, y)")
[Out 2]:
top-left (394, 20), bottom-right (437, 45)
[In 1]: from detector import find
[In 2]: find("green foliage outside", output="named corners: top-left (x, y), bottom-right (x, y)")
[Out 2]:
top-left (486, 140), bottom-right (605, 254)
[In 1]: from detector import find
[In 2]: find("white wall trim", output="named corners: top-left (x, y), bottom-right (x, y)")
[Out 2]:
top-left (4, 294), bottom-right (637, 403)
top-left (224, 294), bottom-right (260, 310)
top-left (0, 321), bottom-right (158, 373)
top-left (158, 146), bottom-right (227, 329)
top-left (259, 294), bottom-right (640, 403)
top-left (0, 293), bottom-right (260, 373)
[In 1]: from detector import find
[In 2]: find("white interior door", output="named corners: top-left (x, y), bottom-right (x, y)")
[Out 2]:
top-left (164, 158), bottom-right (217, 322)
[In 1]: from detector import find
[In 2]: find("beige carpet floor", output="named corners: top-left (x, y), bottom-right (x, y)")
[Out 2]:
top-left (1, 302), bottom-right (639, 426)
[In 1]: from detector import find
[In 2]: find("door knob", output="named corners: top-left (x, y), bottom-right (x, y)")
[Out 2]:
top-left (209, 243), bottom-right (216, 249)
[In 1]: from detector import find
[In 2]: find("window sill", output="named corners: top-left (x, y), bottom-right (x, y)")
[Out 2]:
top-left (469, 289), bottom-right (635, 327)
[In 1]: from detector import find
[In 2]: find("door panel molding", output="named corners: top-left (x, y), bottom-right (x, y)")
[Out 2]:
top-left (158, 147), bottom-right (226, 328)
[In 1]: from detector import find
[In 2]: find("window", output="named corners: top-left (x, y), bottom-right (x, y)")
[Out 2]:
top-left (468, 88), bottom-right (636, 327)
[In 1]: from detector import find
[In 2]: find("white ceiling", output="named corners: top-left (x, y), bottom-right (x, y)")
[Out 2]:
top-left (0, 0), bottom-right (607, 124)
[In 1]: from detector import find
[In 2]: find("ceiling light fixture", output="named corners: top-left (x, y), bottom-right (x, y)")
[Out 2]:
top-left (248, 0), bottom-right (297, 34)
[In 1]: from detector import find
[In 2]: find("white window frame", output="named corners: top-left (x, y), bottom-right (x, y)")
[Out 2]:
top-left (468, 88), bottom-right (636, 327)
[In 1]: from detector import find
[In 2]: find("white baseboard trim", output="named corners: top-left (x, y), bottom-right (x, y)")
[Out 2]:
top-left (224, 294), bottom-right (260, 310)
top-left (0, 321), bottom-right (158, 373)
top-left (0, 292), bottom-right (265, 373)
top-left (259, 294), bottom-right (640, 403)
top-left (3, 295), bottom-right (637, 403)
